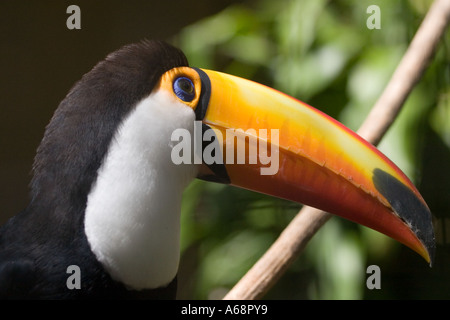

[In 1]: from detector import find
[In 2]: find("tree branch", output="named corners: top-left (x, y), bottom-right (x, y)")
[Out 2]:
top-left (223, 0), bottom-right (450, 300)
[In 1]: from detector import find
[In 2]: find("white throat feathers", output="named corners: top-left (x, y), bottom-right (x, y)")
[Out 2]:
top-left (84, 90), bottom-right (198, 290)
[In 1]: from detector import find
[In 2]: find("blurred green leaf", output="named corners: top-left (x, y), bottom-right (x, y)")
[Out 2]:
top-left (198, 230), bottom-right (274, 299)
top-left (430, 88), bottom-right (450, 148)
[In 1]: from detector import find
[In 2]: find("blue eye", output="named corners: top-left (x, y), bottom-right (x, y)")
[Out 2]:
top-left (173, 77), bottom-right (195, 102)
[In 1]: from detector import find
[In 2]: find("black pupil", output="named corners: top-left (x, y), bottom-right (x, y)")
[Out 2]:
top-left (174, 77), bottom-right (195, 102)
top-left (179, 78), bottom-right (193, 93)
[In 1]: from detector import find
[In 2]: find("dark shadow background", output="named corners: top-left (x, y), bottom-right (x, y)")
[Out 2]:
top-left (0, 0), bottom-right (242, 224)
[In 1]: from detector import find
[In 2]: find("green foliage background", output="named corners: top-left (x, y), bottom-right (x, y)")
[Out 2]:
top-left (171, 0), bottom-right (450, 299)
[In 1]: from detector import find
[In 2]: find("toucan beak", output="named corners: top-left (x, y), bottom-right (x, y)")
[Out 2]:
top-left (191, 68), bottom-right (435, 265)
top-left (159, 66), bottom-right (435, 264)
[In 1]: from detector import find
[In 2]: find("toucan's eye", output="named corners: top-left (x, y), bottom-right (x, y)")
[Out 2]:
top-left (173, 77), bottom-right (195, 102)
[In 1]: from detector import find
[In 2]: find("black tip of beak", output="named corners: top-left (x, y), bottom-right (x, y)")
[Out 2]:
top-left (373, 169), bottom-right (435, 265)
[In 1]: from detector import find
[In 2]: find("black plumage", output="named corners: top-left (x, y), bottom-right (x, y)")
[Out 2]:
top-left (0, 40), bottom-right (187, 299)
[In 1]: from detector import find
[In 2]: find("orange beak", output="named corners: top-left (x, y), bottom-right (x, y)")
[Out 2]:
top-left (160, 67), bottom-right (435, 264)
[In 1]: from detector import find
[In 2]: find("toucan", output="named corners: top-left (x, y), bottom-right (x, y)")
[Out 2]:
top-left (0, 40), bottom-right (434, 299)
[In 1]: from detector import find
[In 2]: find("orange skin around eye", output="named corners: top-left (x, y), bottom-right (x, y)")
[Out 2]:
top-left (157, 67), bottom-right (202, 111)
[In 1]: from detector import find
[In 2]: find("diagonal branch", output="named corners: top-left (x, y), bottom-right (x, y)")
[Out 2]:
top-left (223, 0), bottom-right (450, 300)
